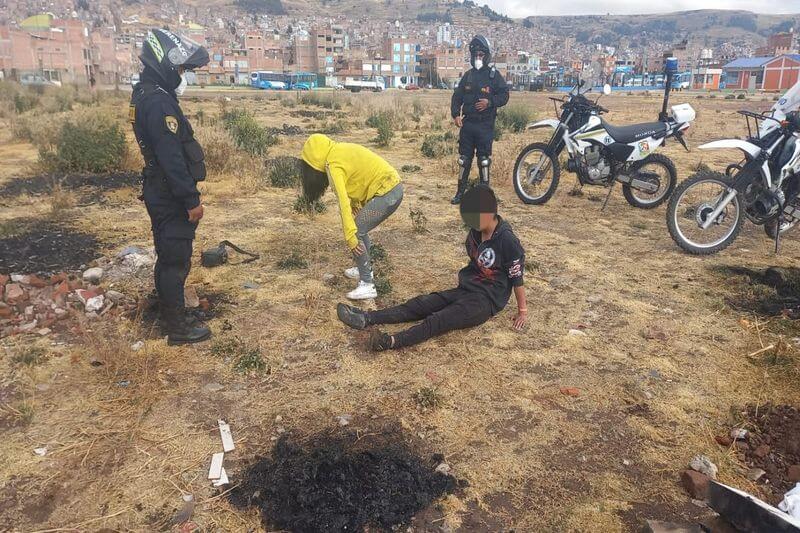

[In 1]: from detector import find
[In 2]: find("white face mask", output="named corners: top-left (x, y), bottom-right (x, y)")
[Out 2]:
top-left (474, 58), bottom-right (484, 70)
top-left (175, 74), bottom-right (187, 96)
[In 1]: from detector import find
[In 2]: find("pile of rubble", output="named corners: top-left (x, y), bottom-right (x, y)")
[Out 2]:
top-left (0, 246), bottom-right (156, 339)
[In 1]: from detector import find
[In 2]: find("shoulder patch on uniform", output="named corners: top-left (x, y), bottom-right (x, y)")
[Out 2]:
top-left (165, 116), bottom-right (178, 134)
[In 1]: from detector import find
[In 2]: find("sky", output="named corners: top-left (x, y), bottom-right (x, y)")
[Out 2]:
top-left (480, 0), bottom-right (800, 17)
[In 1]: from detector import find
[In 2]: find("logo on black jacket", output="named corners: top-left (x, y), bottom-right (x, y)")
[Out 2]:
top-left (478, 248), bottom-right (496, 268)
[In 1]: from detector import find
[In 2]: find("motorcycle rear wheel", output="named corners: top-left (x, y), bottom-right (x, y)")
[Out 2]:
top-left (622, 154), bottom-right (677, 209)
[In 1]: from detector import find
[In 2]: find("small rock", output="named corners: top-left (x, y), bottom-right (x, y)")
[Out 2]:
top-left (586, 294), bottom-right (603, 304)
top-left (735, 441), bottom-right (750, 453)
top-left (787, 464), bottom-right (800, 482)
top-left (18, 321), bottom-right (37, 332)
top-left (184, 286), bottom-right (200, 308)
top-left (435, 462), bottom-right (451, 475)
top-left (203, 382), bottom-right (224, 393)
top-left (82, 267), bottom-right (104, 284)
top-left (648, 369), bottom-right (663, 380)
top-left (33, 447), bottom-right (47, 456)
top-left (106, 290), bottom-right (125, 303)
top-left (715, 435), bottom-right (733, 447)
top-left (131, 341), bottom-right (144, 352)
top-left (11, 274), bottom-right (30, 284)
top-left (642, 327), bottom-right (667, 341)
top-left (681, 469), bottom-right (710, 499)
top-left (745, 468), bottom-right (766, 482)
top-left (730, 428), bottom-right (748, 441)
top-left (85, 295), bottom-right (105, 313)
top-left (559, 387), bottom-right (580, 397)
top-left (336, 414), bottom-right (352, 426)
top-left (689, 455), bottom-right (718, 479)
top-left (37, 328), bottom-right (51, 336)
top-left (690, 499), bottom-right (708, 509)
top-left (622, 459), bottom-right (632, 466)
top-left (645, 519), bottom-right (703, 533)
top-left (753, 444), bottom-right (770, 459)
top-left (35, 384), bottom-right (50, 392)
top-left (118, 245), bottom-right (147, 258)
top-left (322, 273), bottom-right (336, 284)
top-left (5, 283), bottom-right (25, 303)
top-left (243, 281), bottom-right (259, 290)
top-left (89, 357), bottom-right (104, 367)
top-left (118, 380), bottom-right (131, 387)
top-left (567, 329), bottom-right (586, 337)
top-left (643, 391), bottom-right (654, 400)
top-left (275, 415), bottom-right (283, 422)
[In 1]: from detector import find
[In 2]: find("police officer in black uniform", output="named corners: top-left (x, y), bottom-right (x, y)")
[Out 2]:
top-left (450, 35), bottom-right (510, 204)
top-left (130, 29), bottom-right (211, 345)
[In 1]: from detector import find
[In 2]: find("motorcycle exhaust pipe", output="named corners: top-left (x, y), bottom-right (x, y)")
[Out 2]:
top-left (617, 173), bottom-right (659, 194)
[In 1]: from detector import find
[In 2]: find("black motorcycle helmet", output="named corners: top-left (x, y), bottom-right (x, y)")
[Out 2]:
top-left (139, 29), bottom-right (209, 90)
top-left (469, 35), bottom-right (492, 69)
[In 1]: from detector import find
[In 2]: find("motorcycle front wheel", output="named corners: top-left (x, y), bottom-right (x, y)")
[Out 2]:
top-left (666, 170), bottom-right (744, 255)
top-left (513, 142), bottom-right (560, 205)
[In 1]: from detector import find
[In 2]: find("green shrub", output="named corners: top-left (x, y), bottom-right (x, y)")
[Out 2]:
top-left (293, 196), bottom-right (327, 215)
top-left (737, 93), bottom-right (746, 100)
top-left (196, 124), bottom-right (238, 173)
top-left (14, 92), bottom-right (39, 114)
top-left (410, 208), bottom-right (428, 233)
top-left (39, 111), bottom-right (127, 173)
top-left (725, 93), bottom-right (735, 100)
top-left (369, 243), bottom-right (388, 262)
top-left (300, 92), bottom-right (342, 109)
top-left (497, 103), bottom-right (533, 133)
top-left (222, 109), bottom-right (277, 156)
top-left (266, 156), bottom-right (300, 187)
top-left (374, 276), bottom-right (392, 296)
top-left (421, 131), bottom-right (456, 158)
top-left (277, 251), bottom-right (308, 269)
top-left (401, 164), bottom-right (421, 173)
top-left (413, 386), bottom-right (443, 409)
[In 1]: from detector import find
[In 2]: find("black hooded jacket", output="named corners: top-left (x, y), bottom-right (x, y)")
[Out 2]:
top-left (451, 66), bottom-right (510, 122)
top-left (458, 217), bottom-right (525, 313)
top-left (130, 67), bottom-right (205, 213)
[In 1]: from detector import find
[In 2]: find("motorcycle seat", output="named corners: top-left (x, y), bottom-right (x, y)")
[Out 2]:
top-left (601, 119), bottom-right (667, 144)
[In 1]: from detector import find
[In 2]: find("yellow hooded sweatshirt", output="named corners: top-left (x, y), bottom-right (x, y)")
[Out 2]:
top-left (301, 134), bottom-right (401, 249)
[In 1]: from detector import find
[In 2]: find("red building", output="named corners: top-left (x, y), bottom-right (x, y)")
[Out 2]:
top-left (763, 54), bottom-right (800, 91)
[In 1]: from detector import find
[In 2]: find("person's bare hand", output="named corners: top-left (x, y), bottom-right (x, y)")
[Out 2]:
top-left (187, 204), bottom-right (204, 223)
top-left (512, 310), bottom-right (527, 330)
top-left (475, 99), bottom-right (490, 112)
top-left (454, 115), bottom-right (463, 128)
top-left (351, 241), bottom-right (367, 256)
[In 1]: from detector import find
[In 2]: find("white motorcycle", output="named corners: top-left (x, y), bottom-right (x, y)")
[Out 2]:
top-left (513, 83), bottom-right (696, 209)
top-left (667, 107), bottom-right (800, 255)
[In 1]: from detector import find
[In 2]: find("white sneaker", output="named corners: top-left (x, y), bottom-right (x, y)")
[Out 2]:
top-left (347, 281), bottom-right (377, 300)
top-left (344, 267), bottom-right (360, 280)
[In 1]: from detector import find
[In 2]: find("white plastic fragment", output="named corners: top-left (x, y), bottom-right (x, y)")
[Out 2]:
top-left (218, 420), bottom-right (235, 452)
top-left (208, 452), bottom-right (224, 480)
top-left (33, 447), bottom-right (47, 456)
top-left (212, 467), bottom-right (229, 487)
top-left (779, 483), bottom-right (800, 519)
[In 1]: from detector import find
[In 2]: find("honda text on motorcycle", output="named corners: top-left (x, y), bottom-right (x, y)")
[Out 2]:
top-left (667, 97), bottom-right (800, 255)
top-left (513, 81), bottom-right (695, 209)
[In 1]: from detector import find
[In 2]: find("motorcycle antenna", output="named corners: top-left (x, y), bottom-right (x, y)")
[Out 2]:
top-left (660, 57), bottom-right (678, 122)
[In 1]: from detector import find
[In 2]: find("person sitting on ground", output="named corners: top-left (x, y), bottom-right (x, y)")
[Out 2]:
top-left (299, 133), bottom-right (404, 300)
top-left (337, 184), bottom-right (527, 351)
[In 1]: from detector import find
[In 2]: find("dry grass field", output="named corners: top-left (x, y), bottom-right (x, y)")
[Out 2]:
top-left (0, 85), bottom-right (798, 532)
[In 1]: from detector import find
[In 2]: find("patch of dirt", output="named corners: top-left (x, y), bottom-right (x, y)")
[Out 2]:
top-left (716, 266), bottom-right (800, 317)
top-left (267, 123), bottom-right (305, 136)
top-left (229, 426), bottom-right (461, 533)
top-left (129, 290), bottom-right (232, 337)
top-left (0, 223), bottom-right (99, 274)
top-left (0, 172), bottom-right (140, 201)
top-left (289, 109), bottom-right (341, 120)
top-left (740, 403), bottom-right (800, 503)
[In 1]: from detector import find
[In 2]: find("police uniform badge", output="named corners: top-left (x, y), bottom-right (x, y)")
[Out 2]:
top-left (165, 116), bottom-right (179, 134)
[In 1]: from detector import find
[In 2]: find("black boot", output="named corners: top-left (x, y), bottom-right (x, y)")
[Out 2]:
top-left (162, 308), bottom-right (211, 346)
top-left (368, 330), bottom-right (394, 352)
top-left (450, 179), bottom-right (469, 205)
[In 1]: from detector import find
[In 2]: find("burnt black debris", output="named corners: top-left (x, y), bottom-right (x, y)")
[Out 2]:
top-left (0, 223), bottom-right (99, 274)
top-left (229, 428), bottom-right (459, 533)
top-left (716, 265), bottom-right (800, 317)
top-left (0, 172), bottom-right (141, 199)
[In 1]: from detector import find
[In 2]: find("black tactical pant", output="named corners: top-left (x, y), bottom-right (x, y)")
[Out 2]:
top-left (366, 288), bottom-right (494, 348)
top-left (459, 118), bottom-right (495, 181)
top-left (143, 179), bottom-right (196, 315)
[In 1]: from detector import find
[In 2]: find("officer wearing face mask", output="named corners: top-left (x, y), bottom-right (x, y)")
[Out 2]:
top-left (450, 35), bottom-right (510, 204)
top-left (130, 29), bottom-right (211, 345)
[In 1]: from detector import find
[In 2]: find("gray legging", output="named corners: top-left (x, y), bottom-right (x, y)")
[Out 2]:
top-left (354, 183), bottom-right (404, 283)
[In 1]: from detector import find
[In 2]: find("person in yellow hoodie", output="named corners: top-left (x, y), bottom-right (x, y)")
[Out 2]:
top-left (300, 134), bottom-right (404, 300)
